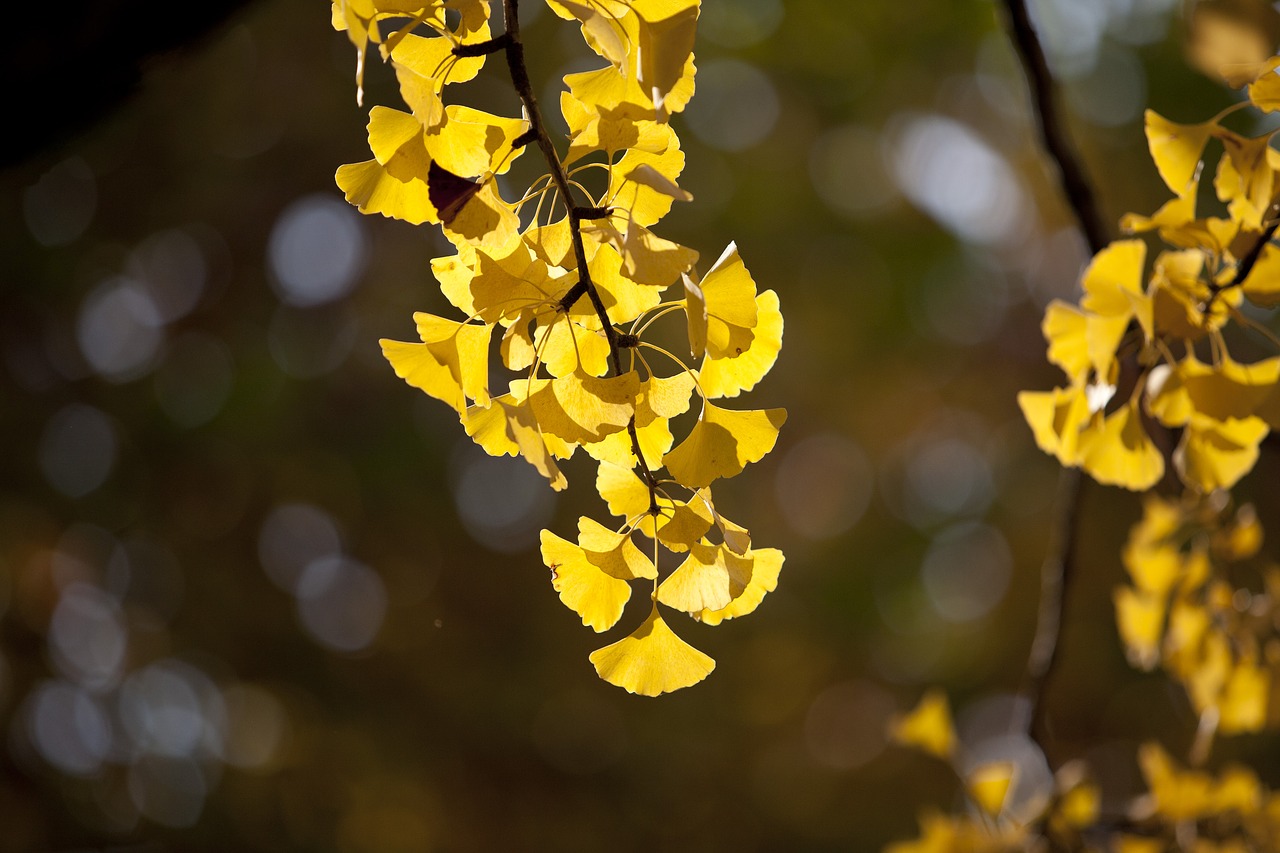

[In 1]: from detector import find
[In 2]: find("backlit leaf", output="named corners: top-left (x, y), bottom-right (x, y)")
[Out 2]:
top-left (589, 605), bottom-right (715, 696)
top-left (663, 402), bottom-right (786, 488)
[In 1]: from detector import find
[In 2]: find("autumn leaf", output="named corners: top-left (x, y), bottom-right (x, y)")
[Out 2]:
top-left (589, 605), bottom-right (715, 696)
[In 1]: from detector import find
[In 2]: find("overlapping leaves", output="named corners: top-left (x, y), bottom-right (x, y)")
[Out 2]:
top-left (332, 0), bottom-right (786, 694)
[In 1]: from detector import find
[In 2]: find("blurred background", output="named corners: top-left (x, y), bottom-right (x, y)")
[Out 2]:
top-left (3, 0), bottom-right (1280, 849)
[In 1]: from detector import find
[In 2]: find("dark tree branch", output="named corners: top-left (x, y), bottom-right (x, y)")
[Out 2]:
top-left (1001, 0), bottom-right (1110, 257)
top-left (999, 0), bottom-right (1111, 746)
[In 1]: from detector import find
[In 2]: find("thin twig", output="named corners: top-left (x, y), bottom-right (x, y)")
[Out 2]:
top-left (1000, 0), bottom-right (1110, 744)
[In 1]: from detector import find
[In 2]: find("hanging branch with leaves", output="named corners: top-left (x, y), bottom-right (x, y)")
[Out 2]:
top-left (887, 3), bottom-right (1280, 851)
top-left (328, 0), bottom-right (786, 696)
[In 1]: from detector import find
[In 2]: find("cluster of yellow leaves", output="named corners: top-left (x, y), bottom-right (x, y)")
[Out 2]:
top-left (330, 0), bottom-right (786, 694)
top-left (1020, 61), bottom-right (1280, 495)
top-left (1019, 46), bottom-right (1280, 760)
top-left (889, 696), bottom-right (1280, 852)
top-left (1116, 494), bottom-right (1276, 740)
top-left (897, 48), bottom-right (1280, 853)
top-left (886, 692), bottom-right (1101, 852)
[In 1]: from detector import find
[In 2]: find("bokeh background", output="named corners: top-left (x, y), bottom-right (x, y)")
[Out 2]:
top-left (4, 0), bottom-right (1280, 849)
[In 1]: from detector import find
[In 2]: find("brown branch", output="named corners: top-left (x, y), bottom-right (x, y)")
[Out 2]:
top-left (1000, 0), bottom-right (1110, 256)
top-left (999, 0), bottom-right (1111, 746)
top-left (499, 0), bottom-right (659, 502)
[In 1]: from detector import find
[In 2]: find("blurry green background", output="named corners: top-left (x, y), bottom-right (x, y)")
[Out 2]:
top-left (3, 0), bottom-right (1278, 849)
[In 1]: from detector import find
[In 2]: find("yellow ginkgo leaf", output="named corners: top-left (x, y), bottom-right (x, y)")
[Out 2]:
top-left (1120, 191), bottom-right (1197, 237)
top-left (1018, 385), bottom-right (1093, 467)
top-left (1113, 586), bottom-right (1165, 670)
top-left (336, 158), bottom-right (435, 225)
top-left (596, 460), bottom-right (653, 521)
top-left (540, 529), bottom-right (632, 632)
top-left (428, 106), bottom-right (529, 179)
top-left (612, 219), bottom-right (700, 286)
top-left (1144, 110), bottom-right (1216, 197)
top-left (1242, 243), bottom-right (1280, 307)
top-left (699, 243), bottom-right (760, 356)
top-left (967, 762), bottom-right (1015, 818)
top-left (641, 373), bottom-right (697, 421)
top-left (1121, 538), bottom-right (1182, 597)
top-left (698, 289), bottom-right (784, 399)
top-left (607, 134), bottom-right (687, 227)
top-left (1138, 742), bottom-right (1216, 823)
top-left (889, 689), bottom-right (956, 761)
top-left (655, 496), bottom-right (715, 552)
top-left (589, 605), bottom-right (715, 696)
top-left (663, 402), bottom-right (787, 489)
top-left (364, 105), bottom-right (431, 175)
top-left (416, 312), bottom-right (491, 405)
top-left (1081, 239), bottom-right (1147, 317)
top-left (589, 244), bottom-right (666, 326)
top-left (581, 412), bottom-right (672, 470)
top-left (1078, 400), bottom-right (1164, 491)
top-left (1174, 414), bottom-right (1269, 492)
top-left (1247, 56), bottom-right (1280, 111)
top-left (545, 0), bottom-right (630, 67)
top-left (633, 0), bottom-right (700, 113)
top-left (708, 503), bottom-right (751, 555)
top-left (1219, 657), bottom-right (1269, 734)
top-left (561, 11), bottom-right (697, 120)
top-left (1179, 353), bottom-right (1280, 422)
top-left (657, 542), bottom-right (734, 613)
top-left (694, 547), bottom-right (781, 625)
top-left (441, 179), bottom-right (521, 253)
top-left (1041, 300), bottom-right (1091, 382)
top-left (577, 516), bottom-right (657, 581)
top-left (1213, 128), bottom-right (1274, 229)
top-left (381, 314), bottom-right (491, 415)
top-left (561, 90), bottom-right (672, 164)
top-left (463, 396), bottom-right (568, 490)
top-left (535, 314), bottom-right (611, 379)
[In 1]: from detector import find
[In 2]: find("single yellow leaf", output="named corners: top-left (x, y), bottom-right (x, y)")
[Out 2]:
top-left (590, 605), bottom-right (715, 696)
top-left (1042, 300), bottom-right (1091, 383)
top-left (577, 516), bottom-right (657, 581)
top-left (336, 159), bottom-right (435, 225)
top-left (657, 541), bottom-right (733, 612)
top-left (1113, 586), bottom-right (1165, 670)
top-left (1019, 385), bottom-right (1092, 466)
top-left (1078, 400), bottom-right (1164, 491)
top-left (694, 547), bottom-right (781, 625)
top-left (1247, 56), bottom-right (1280, 111)
top-left (541, 529), bottom-right (632, 632)
top-left (698, 289), bottom-right (784, 400)
top-left (381, 314), bottom-right (490, 415)
top-left (1144, 110), bottom-right (1215, 197)
top-left (655, 496), bottom-right (715, 552)
top-left (889, 689), bottom-right (956, 760)
top-left (463, 396), bottom-right (568, 490)
top-left (1175, 414), bottom-right (1269, 492)
top-left (663, 402), bottom-right (787, 488)
top-left (1219, 657), bottom-right (1269, 734)
top-left (967, 762), bottom-right (1015, 818)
